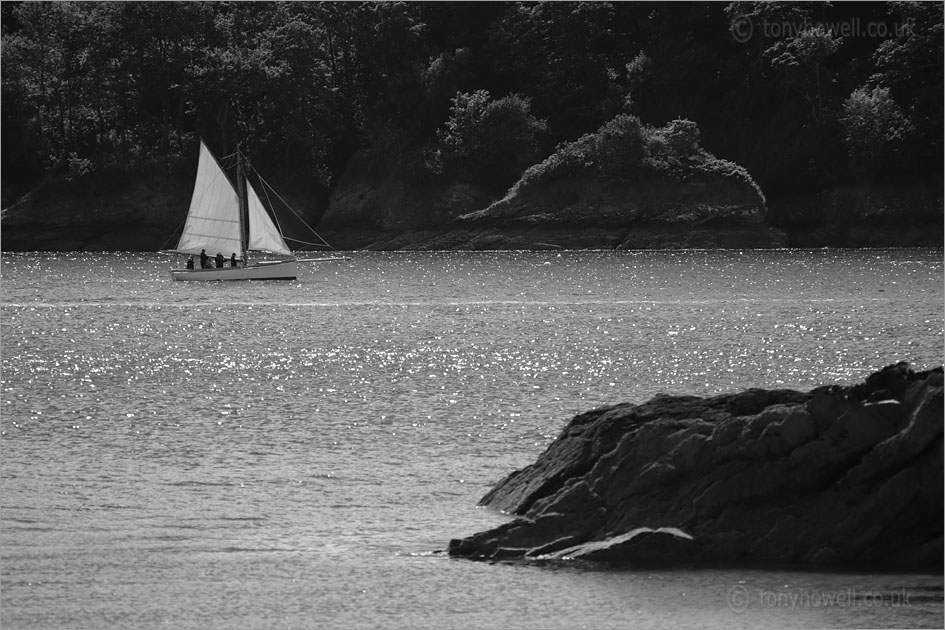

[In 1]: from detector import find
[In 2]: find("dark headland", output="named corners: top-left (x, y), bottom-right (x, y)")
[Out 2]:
top-left (448, 362), bottom-right (943, 570)
top-left (3, 115), bottom-right (941, 252)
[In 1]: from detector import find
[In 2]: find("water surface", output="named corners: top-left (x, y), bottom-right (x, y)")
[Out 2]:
top-left (2, 249), bottom-right (942, 629)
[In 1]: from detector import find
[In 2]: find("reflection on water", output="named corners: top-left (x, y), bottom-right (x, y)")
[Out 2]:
top-left (2, 249), bottom-right (942, 629)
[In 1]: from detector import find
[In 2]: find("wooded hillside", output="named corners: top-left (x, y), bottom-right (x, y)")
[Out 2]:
top-left (2, 1), bottom-right (942, 233)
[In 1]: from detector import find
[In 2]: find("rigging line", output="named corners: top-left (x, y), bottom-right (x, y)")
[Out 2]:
top-left (159, 216), bottom-right (188, 250)
top-left (256, 173), bottom-right (335, 249)
top-left (283, 236), bottom-right (335, 246)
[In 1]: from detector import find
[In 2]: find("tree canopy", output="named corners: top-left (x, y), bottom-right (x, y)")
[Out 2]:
top-left (2, 1), bottom-right (942, 210)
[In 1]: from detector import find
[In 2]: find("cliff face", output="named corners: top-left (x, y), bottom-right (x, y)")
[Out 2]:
top-left (770, 185), bottom-right (944, 248)
top-left (448, 363), bottom-right (943, 569)
top-left (3, 133), bottom-right (940, 251)
top-left (1, 170), bottom-right (190, 252)
top-left (442, 176), bottom-right (786, 251)
top-left (316, 148), bottom-right (501, 250)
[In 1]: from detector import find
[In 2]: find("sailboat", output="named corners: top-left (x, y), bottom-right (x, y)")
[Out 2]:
top-left (167, 139), bottom-right (344, 281)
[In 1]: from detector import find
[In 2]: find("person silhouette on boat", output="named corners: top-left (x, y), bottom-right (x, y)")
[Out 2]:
top-left (215, 252), bottom-right (225, 268)
top-left (230, 253), bottom-right (238, 268)
top-left (186, 256), bottom-right (195, 270)
top-left (200, 249), bottom-right (209, 269)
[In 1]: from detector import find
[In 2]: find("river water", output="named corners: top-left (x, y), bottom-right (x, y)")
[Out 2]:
top-left (1, 248), bottom-right (942, 629)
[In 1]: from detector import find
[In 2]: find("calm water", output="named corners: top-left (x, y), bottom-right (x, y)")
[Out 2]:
top-left (1, 248), bottom-right (942, 629)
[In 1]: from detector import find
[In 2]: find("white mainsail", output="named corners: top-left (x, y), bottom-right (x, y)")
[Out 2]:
top-left (174, 140), bottom-right (242, 256)
top-left (247, 181), bottom-right (292, 255)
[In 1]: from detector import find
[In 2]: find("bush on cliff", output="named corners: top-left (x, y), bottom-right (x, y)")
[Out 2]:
top-left (507, 115), bottom-right (765, 204)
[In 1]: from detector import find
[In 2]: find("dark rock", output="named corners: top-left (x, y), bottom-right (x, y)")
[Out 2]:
top-left (448, 363), bottom-right (943, 569)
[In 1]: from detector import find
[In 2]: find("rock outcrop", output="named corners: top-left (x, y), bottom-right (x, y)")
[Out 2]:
top-left (320, 116), bottom-right (790, 250)
top-left (448, 363), bottom-right (943, 569)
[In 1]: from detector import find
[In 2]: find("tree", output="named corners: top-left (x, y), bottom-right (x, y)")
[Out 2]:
top-left (870, 1), bottom-right (943, 181)
top-left (486, 2), bottom-right (618, 142)
top-left (436, 89), bottom-right (547, 188)
top-left (765, 25), bottom-right (842, 123)
top-left (839, 86), bottom-right (912, 179)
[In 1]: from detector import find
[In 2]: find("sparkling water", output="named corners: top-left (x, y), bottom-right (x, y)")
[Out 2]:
top-left (2, 249), bottom-right (942, 629)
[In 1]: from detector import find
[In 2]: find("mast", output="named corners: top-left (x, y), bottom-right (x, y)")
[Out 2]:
top-left (236, 145), bottom-right (249, 263)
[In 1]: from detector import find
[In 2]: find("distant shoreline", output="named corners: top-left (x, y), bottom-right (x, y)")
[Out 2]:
top-left (1, 177), bottom-right (941, 252)
top-left (2, 224), bottom-right (941, 253)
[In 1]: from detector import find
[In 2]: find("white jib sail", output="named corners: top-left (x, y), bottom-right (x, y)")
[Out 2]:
top-left (247, 181), bottom-right (292, 256)
top-left (175, 141), bottom-right (243, 257)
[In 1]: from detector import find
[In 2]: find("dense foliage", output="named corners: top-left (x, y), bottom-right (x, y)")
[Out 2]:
top-left (2, 1), bottom-right (942, 215)
top-left (510, 115), bottom-right (764, 200)
top-left (433, 90), bottom-right (547, 189)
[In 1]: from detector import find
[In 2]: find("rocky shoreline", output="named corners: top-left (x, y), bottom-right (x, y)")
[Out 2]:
top-left (448, 363), bottom-right (943, 570)
top-left (1, 155), bottom-right (941, 251)
top-left (317, 221), bottom-right (789, 251)
top-left (3, 219), bottom-right (941, 252)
